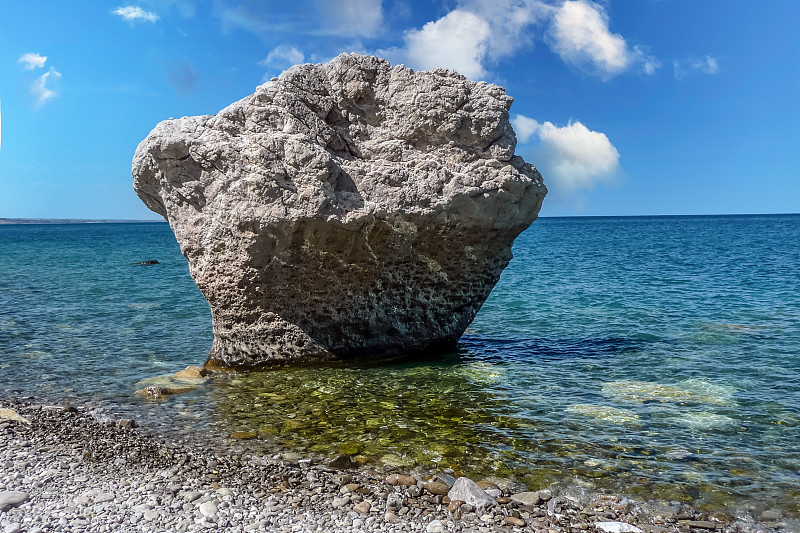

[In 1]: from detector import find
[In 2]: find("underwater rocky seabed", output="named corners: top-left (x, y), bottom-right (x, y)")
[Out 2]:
top-left (0, 215), bottom-right (799, 528)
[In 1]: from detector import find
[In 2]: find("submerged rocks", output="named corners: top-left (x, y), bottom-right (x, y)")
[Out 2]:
top-left (132, 53), bottom-right (546, 368)
top-left (135, 385), bottom-right (194, 400)
top-left (174, 365), bottom-right (207, 379)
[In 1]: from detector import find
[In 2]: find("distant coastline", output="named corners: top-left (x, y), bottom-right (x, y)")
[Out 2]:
top-left (0, 218), bottom-right (164, 225)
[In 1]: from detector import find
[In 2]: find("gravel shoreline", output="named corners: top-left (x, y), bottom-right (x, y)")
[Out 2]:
top-left (0, 398), bottom-right (790, 533)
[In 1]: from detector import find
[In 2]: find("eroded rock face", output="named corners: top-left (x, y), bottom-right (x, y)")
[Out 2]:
top-left (132, 53), bottom-right (546, 368)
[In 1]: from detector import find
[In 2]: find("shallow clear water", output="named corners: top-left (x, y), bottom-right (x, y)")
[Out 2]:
top-left (1, 216), bottom-right (799, 520)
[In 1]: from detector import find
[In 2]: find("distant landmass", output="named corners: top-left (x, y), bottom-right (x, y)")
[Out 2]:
top-left (0, 218), bottom-right (163, 224)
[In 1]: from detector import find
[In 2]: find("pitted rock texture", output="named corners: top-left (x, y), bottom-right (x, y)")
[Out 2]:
top-left (132, 53), bottom-right (546, 368)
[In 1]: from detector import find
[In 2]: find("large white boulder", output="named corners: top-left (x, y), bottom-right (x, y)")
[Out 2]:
top-left (133, 53), bottom-right (546, 368)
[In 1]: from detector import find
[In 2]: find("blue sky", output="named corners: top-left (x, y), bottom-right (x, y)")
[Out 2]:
top-left (1, 1), bottom-right (798, 219)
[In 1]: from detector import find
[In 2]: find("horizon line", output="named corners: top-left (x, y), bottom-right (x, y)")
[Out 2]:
top-left (2, 212), bottom-right (799, 224)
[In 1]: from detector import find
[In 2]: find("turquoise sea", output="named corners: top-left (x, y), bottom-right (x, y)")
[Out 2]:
top-left (1, 215), bottom-right (798, 524)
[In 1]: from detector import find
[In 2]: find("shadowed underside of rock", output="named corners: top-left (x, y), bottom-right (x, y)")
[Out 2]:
top-left (132, 53), bottom-right (546, 368)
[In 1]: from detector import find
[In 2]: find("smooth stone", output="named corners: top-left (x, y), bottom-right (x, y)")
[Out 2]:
top-left (484, 488), bottom-right (502, 498)
top-left (198, 501), bottom-right (218, 517)
top-left (510, 492), bottom-right (542, 507)
top-left (433, 474), bottom-right (457, 487)
top-left (174, 366), bottom-right (207, 379)
top-left (447, 500), bottom-right (464, 512)
top-left (353, 500), bottom-right (371, 515)
top-left (183, 491), bottom-right (201, 502)
top-left (596, 522), bottom-right (644, 533)
top-left (4, 524), bottom-right (21, 533)
top-left (423, 482), bottom-right (450, 496)
top-left (332, 496), bottom-right (350, 509)
top-left (505, 516), bottom-right (526, 527)
top-left (386, 474), bottom-right (417, 487)
top-left (0, 491), bottom-right (29, 512)
top-left (426, 519), bottom-right (445, 533)
top-left (447, 478), bottom-right (496, 510)
top-left (384, 511), bottom-right (399, 523)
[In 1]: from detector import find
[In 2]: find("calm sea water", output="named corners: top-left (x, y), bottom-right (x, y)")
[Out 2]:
top-left (1, 215), bottom-right (799, 523)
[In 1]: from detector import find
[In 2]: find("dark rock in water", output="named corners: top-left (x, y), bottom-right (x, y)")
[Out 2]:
top-left (132, 53), bottom-right (546, 368)
top-left (328, 454), bottom-right (357, 470)
top-left (135, 385), bottom-right (194, 399)
top-left (132, 260), bottom-right (159, 266)
top-left (117, 418), bottom-right (136, 429)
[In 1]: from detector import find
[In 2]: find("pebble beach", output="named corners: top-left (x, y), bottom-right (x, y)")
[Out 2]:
top-left (1, 397), bottom-right (790, 533)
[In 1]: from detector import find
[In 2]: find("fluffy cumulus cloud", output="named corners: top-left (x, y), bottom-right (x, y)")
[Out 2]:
top-left (112, 6), bottom-right (160, 23)
top-left (673, 55), bottom-right (720, 79)
top-left (381, 0), bottom-right (656, 81)
top-left (512, 114), bottom-right (620, 194)
top-left (457, 0), bottom-right (549, 59)
top-left (260, 45), bottom-right (305, 70)
top-left (381, 0), bottom-right (551, 80)
top-left (548, 0), bottom-right (658, 79)
top-left (18, 52), bottom-right (47, 70)
top-left (31, 67), bottom-right (62, 107)
top-left (382, 10), bottom-right (491, 79)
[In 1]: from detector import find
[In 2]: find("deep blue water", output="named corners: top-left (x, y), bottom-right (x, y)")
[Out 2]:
top-left (1, 215), bottom-right (798, 523)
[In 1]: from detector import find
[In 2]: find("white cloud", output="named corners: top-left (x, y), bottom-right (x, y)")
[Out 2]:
top-left (638, 47), bottom-right (662, 75)
top-left (260, 45), bottom-right (305, 70)
top-left (513, 114), bottom-right (620, 193)
top-left (673, 55), bottom-right (719, 79)
top-left (318, 0), bottom-right (383, 38)
top-left (112, 6), bottom-right (160, 23)
top-left (31, 67), bottom-right (61, 107)
top-left (458, 0), bottom-right (549, 58)
top-left (18, 53), bottom-right (47, 70)
top-left (548, 0), bottom-right (657, 79)
top-left (380, 10), bottom-right (491, 80)
top-left (512, 114), bottom-right (541, 143)
top-left (380, 0), bottom-right (551, 80)
top-left (378, 0), bottom-right (655, 81)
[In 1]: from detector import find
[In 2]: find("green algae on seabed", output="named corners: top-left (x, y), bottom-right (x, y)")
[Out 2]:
top-left (195, 358), bottom-right (799, 520)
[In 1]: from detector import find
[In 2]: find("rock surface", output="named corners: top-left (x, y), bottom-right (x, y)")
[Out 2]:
top-left (447, 477), bottom-right (496, 510)
top-left (132, 53), bottom-right (546, 367)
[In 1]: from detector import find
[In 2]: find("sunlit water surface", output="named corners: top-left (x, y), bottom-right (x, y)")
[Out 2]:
top-left (1, 216), bottom-right (798, 522)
